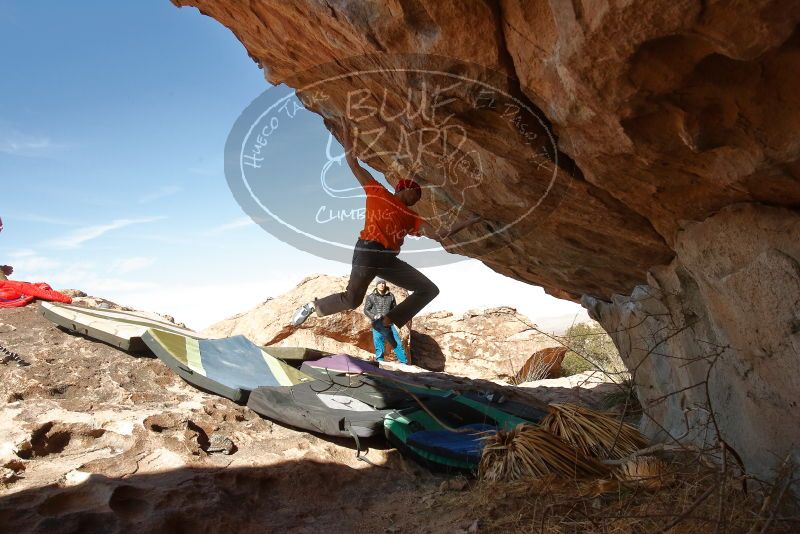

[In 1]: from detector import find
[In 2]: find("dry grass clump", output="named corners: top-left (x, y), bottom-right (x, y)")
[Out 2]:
top-left (470, 405), bottom-right (796, 531)
top-left (541, 403), bottom-right (647, 459)
top-left (581, 456), bottom-right (675, 497)
top-left (510, 354), bottom-right (558, 385)
top-left (457, 452), bottom-right (788, 533)
top-left (479, 424), bottom-right (609, 482)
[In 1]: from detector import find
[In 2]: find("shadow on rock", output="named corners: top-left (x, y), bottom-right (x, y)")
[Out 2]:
top-left (0, 453), bottom-right (424, 534)
top-left (409, 331), bottom-right (446, 371)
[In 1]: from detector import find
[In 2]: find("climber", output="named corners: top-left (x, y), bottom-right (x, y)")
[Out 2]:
top-left (363, 278), bottom-right (408, 363)
top-left (292, 119), bottom-right (481, 344)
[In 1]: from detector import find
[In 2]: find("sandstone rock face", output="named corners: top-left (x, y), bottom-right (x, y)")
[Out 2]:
top-left (204, 274), bottom-right (411, 360)
top-left (584, 205), bottom-right (800, 482)
top-left (171, 0), bottom-right (800, 479)
top-left (411, 307), bottom-right (554, 380)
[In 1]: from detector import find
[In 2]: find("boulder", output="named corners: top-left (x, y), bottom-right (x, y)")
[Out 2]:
top-left (410, 307), bottom-right (552, 380)
top-left (584, 204), bottom-right (800, 482)
top-left (511, 346), bottom-right (567, 384)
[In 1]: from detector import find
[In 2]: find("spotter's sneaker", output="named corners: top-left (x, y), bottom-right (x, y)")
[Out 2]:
top-left (292, 303), bottom-right (315, 327)
top-left (372, 318), bottom-right (397, 349)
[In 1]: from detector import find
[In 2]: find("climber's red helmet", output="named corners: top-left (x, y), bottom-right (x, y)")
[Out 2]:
top-left (395, 179), bottom-right (422, 206)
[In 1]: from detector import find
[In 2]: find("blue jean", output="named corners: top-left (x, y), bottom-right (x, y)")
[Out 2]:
top-left (372, 326), bottom-right (407, 363)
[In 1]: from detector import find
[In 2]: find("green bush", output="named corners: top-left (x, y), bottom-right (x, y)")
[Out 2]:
top-left (560, 321), bottom-right (625, 377)
top-left (560, 351), bottom-right (594, 377)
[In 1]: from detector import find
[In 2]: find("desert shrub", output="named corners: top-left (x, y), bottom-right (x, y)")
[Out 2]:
top-left (560, 351), bottom-right (594, 376)
top-left (560, 321), bottom-right (626, 377)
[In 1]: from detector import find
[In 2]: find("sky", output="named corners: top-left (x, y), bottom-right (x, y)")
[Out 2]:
top-left (0, 0), bottom-right (588, 331)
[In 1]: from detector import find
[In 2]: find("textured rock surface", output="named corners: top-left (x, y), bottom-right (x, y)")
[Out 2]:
top-left (411, 307), bottom-right (553, 380)
top-left (203, 274), bottom-right (411, 360)
top-left (171, 0), bottom-right (800, 480)
top-left (584, 204), bottom-right (800, 481)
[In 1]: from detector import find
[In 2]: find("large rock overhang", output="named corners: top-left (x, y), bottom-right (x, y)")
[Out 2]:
top-left (170, 0), bottom-right (799, 303)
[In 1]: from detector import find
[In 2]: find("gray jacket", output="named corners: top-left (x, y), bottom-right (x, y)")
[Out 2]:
top-left (363, 289), bottom-right (396, 321)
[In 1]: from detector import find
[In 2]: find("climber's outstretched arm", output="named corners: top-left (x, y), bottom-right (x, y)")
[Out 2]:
top-left (339, 120), bottom-right (375, 188)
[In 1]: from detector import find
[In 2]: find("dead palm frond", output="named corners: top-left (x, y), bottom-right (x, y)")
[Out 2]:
top-left (541, 403), bottom-right (647, 460)
top-left (478, 424), bottom-right (610, 482)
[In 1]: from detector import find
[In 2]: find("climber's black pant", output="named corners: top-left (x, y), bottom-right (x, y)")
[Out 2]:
top-left (314, 239), bottom-right (439, 327)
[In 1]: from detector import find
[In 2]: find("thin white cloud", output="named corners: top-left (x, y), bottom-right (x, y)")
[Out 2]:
top-left (138, 185), bottom-right (182, 204)
top-left (47, 216), bottom-right (166, 249)
top-left (0, 137), bottom-right (51, 154)
top-left (9, 249), bottom-right (36, 258)
top-left (0, 128), bottom-right (65, 157)
top-left (206, 217), bottom-right (256, 236)
top-left (112, 256), bottom-right (156, 273)
top-left (8, 257), bottom-right (158, 294)
top-left (7, 252), bottom-right (61, 272)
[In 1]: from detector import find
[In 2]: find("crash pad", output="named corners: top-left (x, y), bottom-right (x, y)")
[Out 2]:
top-left (302, 354), bottom-right (393, 376)
top-left (39, 301), bottom-right (200, 352)
top-left (300, 356), bottom-right (411, 409)
top-left (247, 381), bottom-right (393, 438)
top-left (406, 423), bottom-right (495, 463)
top-left (142, 328), bottom-right (312, 402)
top-left (384, 396), bottom-right (533, 473)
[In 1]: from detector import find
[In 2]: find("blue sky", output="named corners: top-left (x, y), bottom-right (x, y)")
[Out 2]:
top-left (0, 1), bottom-right (586, 330)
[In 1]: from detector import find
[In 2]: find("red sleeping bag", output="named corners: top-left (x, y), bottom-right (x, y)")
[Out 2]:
top-left (0, 281), bottom-right (72, 309)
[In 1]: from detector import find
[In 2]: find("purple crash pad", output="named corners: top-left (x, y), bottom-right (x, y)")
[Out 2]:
top-left (302, 354), bottom-right (395, 377)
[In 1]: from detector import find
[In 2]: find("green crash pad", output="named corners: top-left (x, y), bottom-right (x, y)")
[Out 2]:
top-left (142, 328), bottom-right (312, 403)
top-left (39, 301), bottom-right (201, 352)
